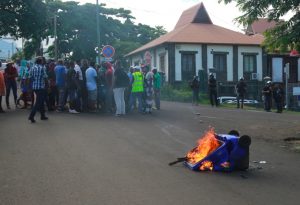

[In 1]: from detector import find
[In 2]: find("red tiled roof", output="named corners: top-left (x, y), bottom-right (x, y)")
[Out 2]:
top-left (127, 2), bottom-right (264, 56)
top-left (250, 18), bottom-right (279, 34)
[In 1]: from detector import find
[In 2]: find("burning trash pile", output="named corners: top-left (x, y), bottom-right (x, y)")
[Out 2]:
top-left (169, 128), bottom-right (251, 171)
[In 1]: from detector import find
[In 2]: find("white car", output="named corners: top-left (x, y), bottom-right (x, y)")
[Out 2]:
top-left (217, 96), bottom-right (236, 104)
top-left (225, 99), bottom-right (259, 104)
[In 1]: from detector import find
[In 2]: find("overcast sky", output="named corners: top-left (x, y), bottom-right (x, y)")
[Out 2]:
top-left (64, 0), bottom-right (244, 32)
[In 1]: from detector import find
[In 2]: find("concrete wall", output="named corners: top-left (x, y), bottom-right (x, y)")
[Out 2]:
top-left (175, 44), bottom-right (202, 81)
top-left (207, 45), bottom-right (233, 81)
top-left (238, 46), bottom-right (263, 81)
top-left (298, 58), bottom-right (300, 82)
top-left (128, 44), bottom-right (263, 83)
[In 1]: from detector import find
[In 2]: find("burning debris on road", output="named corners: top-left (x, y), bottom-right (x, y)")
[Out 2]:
top-left (169, 127), bottom-right (251, 172)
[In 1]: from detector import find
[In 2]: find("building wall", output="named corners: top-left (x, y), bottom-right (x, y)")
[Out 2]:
top-left (175, 44), bottom-right (202, 81)
top-left (238, 46), bottom-right (263, 81)
top-left (207, 45), bottom-right (233, 81)
top-left (128, 44), bottom-right (264, 83)
top-left (155, 47), bottom-right (169, 82)
top-left (298, 59), bottom-right (300, 82)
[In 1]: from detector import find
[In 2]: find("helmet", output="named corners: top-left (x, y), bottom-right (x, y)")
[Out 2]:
top-left (239, 76), bottom-right (244, 80)
top-left (266, 81), bottom-right (272, 85)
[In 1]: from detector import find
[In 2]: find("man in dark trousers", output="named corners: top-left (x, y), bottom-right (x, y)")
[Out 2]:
top-left (28, 57), bottom-right (48, 123)
top-left (262, 81), bottom-right (272, 112)
top-left (235, 77), bottom-right (247, 109)
top-left (208, 73), bottom-right (218, 107)
top-left (273, 83), bottom-right (284, 113)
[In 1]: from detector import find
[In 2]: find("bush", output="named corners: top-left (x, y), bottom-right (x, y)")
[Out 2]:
top-left (161, 82), bottom-right (209, 103)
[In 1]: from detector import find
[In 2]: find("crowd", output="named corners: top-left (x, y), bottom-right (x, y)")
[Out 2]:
top-left (0, 57), bottom-right (162, 122)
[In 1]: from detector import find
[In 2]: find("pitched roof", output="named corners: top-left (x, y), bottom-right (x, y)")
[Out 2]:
top-left (174, 3), bottom-right (212, 29)
top-left (246, 18), bottom-right (279, 35)
top-left (127, 2), bottom-right (264, 56)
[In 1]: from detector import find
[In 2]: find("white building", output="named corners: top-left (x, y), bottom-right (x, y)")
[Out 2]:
top-left (126, 2), bottom-right (265, 84)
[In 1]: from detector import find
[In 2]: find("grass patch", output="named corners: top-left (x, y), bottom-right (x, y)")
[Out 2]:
top-left (161, 84), bottom-right (209, 104)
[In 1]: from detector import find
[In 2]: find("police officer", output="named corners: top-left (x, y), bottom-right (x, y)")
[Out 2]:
top-left (262, 81), bottom-right (272, 112)
top-left (208, 73), bottom-right (218, 107)
top-left (235, 77), bottom-right (247, 109)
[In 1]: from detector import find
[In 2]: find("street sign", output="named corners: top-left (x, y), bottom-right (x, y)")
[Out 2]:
top-left (104, 57), bottom-right (113, 62)
top-left (102, 45), bottom-right (115, 58)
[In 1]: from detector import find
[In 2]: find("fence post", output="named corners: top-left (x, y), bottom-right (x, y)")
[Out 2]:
top-left (285, 63), bottom-right (289, 110)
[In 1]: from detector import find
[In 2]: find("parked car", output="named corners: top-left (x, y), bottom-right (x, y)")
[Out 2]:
top-left (217, 96), bottom-right (236, 104)
top-left (225, 99), bottom-right (259, 104)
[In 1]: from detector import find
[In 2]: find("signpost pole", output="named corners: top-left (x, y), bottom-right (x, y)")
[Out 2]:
top-left (96, 0), bottom-right (101, 65)
top-left (285, 63), bottom-right (289, 110)
top-left (54, 14), bottom-right (58, 61)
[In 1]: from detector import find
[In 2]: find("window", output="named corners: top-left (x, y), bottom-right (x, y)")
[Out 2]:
top-left (213, 54), bottom-right (227, 72)
top-left (181, 53), bottom-right (196, 81)
top-left (243, 54), bottom-right (256, 73)
top-left (159, 54), bottom-right (165, 73)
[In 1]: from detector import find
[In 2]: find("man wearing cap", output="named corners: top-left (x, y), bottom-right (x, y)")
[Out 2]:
top-left (130, 66), bottom-right (144, 113)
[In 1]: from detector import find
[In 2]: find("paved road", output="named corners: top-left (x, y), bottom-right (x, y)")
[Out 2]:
top-left (0, 102), bottom-right (300, 205)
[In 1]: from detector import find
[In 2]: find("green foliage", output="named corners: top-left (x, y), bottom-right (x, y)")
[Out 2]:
top-left (219, 0), bottom-right (300, 51)
top-left (0, 0), bottom-right (48, 39)
top-left (0, 0), bottom-right (167, 61)
top-left (11, 51), bottom-right (23, 61)
top-left (161, 83), bottom-right (208, 103)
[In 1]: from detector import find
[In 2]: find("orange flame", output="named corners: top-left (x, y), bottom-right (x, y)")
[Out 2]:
top-left (200, 161), bottom-right (213, 171)
top-left (186, 127), bottom-right (221, 170)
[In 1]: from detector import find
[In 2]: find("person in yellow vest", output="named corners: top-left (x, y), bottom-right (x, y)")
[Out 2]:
top-left (129, 66), bottom-right (144, 113)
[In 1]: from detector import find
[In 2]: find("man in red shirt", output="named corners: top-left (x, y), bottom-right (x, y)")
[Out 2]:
top-left (4, 62), bottom-right (18, 109)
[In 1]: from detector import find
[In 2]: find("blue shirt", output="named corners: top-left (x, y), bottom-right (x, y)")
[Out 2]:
top-left (29, 64), bottom-right (47, 90)
top-left (55, 65), bottom-right (66, 87)
top-left (86, 67), bottom-right (97, 91)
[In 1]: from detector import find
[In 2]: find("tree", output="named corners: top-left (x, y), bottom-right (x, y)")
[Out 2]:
top-left (1, 0), bottom-right (167, 61)
top-left (219, 0), bottom-right (300, 52)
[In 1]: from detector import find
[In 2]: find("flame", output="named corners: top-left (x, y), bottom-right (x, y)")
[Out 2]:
top-left (186, 127), bottom-right (221, 170)
top-left (200, 161), bottom-right (213, 171)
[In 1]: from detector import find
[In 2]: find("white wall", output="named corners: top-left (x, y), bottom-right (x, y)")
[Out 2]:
top-left (156, 47), bottom-right (169, 82)
top-left (207, 45), bottom-right (233, 81)
top-left (238, 46), bottom-right (263, 81)
top-left (175, 44), bottom-right (202, 81)
top-left (298, 58), bottom-right (300, 82)
top-left (131, 55), bottom-right (142, 66)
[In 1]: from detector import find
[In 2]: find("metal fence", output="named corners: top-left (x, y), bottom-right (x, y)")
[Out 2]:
top-left (217, 81), bottom-right (300, 111)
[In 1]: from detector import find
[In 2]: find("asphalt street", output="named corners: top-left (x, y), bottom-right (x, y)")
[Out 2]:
top-left (0, 101), bottom-right (300, 205)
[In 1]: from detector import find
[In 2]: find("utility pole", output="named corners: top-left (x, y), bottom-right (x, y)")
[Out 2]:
top-left (285, 63), bottom-right (290, 110)
top-left (96, 0), bottom-right (101, 65)
top-left (54, 14), bottom-right (58, 61)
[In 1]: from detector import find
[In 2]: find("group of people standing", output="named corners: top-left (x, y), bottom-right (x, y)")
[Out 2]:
top-left (0, 57), bottom-right (162, 122)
